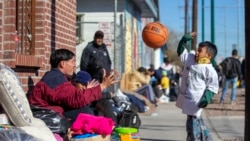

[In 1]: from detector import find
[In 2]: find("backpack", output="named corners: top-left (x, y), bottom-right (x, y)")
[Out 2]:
top-left (117, 110), bottom-right (141, 128)
top-left (221, 58), bottom-right (233, 77)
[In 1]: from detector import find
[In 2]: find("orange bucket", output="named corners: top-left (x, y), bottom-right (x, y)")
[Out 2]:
top-left (120, 134), bottom-right (140, 141)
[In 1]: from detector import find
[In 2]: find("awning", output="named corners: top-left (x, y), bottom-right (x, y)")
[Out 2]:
top-left (133, 0), bottom-right (158, 18)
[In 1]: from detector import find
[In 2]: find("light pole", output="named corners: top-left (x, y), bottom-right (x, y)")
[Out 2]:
top-left (211, 0), bottom-right (215, 43)
top-left (237, 0), bottom-right (240, 56)
top-left (185, 0), bottom-right (189, 34)
top-left (224, 8), bottom-right (227, 57)
top-left (192, 0), bottom-right (197, 50)
top-left (201, 0), bottom-right (204, 41)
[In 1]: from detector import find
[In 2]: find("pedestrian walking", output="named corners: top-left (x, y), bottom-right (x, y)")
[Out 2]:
top-left (219, 49), bottom-right (241, 104)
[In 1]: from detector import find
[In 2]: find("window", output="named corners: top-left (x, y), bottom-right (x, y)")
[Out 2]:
top-left (13, 0), bottom-right (41, 68)
top-left (76, 14), bottom-right (84, 45)
top-left (16, 0), bottom-right (35, 55)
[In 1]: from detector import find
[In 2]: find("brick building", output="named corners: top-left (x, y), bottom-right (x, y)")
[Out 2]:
top-left (0, 0), bottom-right (76, 92)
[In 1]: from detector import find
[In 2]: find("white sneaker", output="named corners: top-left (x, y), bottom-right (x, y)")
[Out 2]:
top-left (144, 106), bottom-right (150, 112)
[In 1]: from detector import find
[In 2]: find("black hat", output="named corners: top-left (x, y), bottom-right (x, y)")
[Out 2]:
top-left (94, 30), bottom-right (104, 38)
top-left (76, 71), bottom-right (92, 85)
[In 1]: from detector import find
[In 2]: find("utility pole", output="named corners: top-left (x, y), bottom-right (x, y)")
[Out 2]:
top-left (245, 1), bottom-right (250, 140)
top-left (185, 0), bottom-right (189, 34)
top-left (237, 0), bottom-right (240, 56)
top-left (191, 0), bottom-right (197, 50)
top-left (201, 0), bottom-right (204, 41)
top-left (211, 0), bottom-right (215, 43)
top-left (224, 8), bottom-right (227, 57)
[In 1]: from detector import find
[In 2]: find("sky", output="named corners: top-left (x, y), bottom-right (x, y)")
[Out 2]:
top-left (159, 0), bottom-right (245, 62)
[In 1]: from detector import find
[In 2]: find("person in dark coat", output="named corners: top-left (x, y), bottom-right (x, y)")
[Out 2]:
top-left (80, 30), bottom-right (112, 83)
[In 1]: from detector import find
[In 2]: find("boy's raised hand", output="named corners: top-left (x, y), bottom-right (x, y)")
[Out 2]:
top-left (190, 32), bottom-right (197, 39)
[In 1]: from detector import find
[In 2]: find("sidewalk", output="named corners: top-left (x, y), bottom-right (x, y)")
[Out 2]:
top-left (204, 113), bottom-right (244, 141)
top-left (138, 102), bottom-right (244, 141)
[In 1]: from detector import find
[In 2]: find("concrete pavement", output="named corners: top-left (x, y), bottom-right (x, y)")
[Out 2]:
top-left (204, 115), bottom-right (244, 140)
top-left (138, 102), bottom-right (244, 141)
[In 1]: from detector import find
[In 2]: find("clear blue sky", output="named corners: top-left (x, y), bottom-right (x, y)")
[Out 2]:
top-left (159, 0), bottom-right (245, 62)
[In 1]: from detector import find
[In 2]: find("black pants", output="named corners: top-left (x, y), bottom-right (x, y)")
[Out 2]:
top-left (63, 106), bottom-right (94, 122)
top-left (95, 99), bottom-right (117, 125)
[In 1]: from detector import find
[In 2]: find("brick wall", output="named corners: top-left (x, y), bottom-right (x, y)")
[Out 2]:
top-left (0, 0), bottom-right (76, 92)
top-left (2, 0), bottom-right (16, 66)
top-left (38, 0), bottom-right (76, 72)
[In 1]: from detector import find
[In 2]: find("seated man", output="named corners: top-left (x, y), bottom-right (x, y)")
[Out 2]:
top-left (28, 49), bottom-right (117, 122)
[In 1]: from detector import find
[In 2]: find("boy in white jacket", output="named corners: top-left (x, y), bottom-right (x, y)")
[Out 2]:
top-left (176, 32), bottom-right (219, 141)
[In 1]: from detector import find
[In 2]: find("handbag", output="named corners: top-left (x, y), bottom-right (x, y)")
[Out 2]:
top-left (117, 110), bottom-right (141, 129)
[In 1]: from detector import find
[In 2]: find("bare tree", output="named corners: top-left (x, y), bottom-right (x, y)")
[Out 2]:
top-left (164, 28), bottom-right (183, 66)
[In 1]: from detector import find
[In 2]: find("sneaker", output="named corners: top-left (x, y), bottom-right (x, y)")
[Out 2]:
top-left (144, 106), bottom-right (150, 112)
top-left (159, 95), bottom-right (169, 103)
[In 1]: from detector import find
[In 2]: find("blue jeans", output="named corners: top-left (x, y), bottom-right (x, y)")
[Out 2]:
top-left (220, 77), bottom-right (238, 102)
top-left (135, 84), bottom-right (156, 104)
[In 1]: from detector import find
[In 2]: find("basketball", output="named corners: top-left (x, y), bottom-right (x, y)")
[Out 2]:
top-left (142, 22), bottom-right (168, 48)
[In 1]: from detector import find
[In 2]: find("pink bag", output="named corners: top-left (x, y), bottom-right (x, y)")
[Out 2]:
top-left (71, 113), bottom-right (114, 135)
